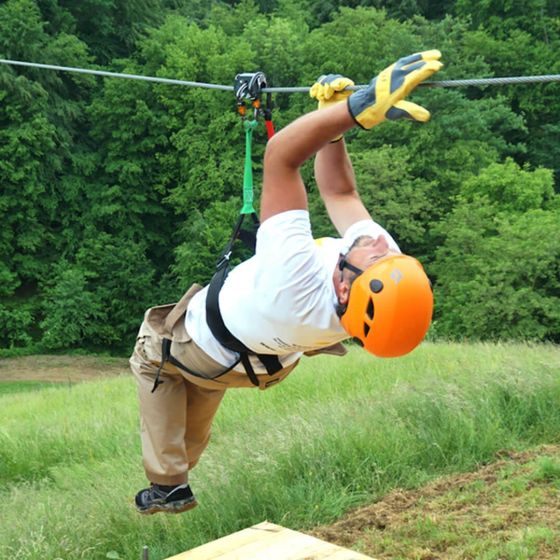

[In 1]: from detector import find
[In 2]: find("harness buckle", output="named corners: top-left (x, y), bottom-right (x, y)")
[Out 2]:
top-left (216, 250), bottom-right (232, 270)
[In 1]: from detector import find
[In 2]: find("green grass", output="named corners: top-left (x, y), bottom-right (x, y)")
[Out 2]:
top-left (0, 381), bottom-right (62, 396)
top-left (0, 342), bottom-right (559, 559)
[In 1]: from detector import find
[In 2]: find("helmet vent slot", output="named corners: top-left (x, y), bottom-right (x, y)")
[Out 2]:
top-left (366, 298), bottom-right (374, 320)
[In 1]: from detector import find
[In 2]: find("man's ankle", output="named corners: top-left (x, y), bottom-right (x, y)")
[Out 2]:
top-left (156, 483), bottom-right (184, 492)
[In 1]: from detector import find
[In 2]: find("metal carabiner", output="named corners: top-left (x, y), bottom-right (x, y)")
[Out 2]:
top-left (234, 72), bottom-right (268, 118)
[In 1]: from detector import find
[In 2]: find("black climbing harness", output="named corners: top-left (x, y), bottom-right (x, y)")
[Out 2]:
top-left (205, 213), bottom-right (283, 387)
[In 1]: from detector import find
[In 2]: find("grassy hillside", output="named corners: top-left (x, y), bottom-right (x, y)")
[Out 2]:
top-left (0, 343), bottom-right (559, 559)
top-left (312, 445), bottom-right (560, 559)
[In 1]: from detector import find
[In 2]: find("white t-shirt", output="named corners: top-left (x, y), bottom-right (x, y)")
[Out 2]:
top-left (185, 210), bottom-right (400, 373)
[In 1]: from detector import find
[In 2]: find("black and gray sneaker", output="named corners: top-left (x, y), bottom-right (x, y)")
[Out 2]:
top-left (135, 483), bottom-right (198, 515)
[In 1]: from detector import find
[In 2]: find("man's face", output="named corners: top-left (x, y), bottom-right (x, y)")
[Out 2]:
top-left (334, 235), bottom-right (402, 311)
top-left (345, 235), bottom-right (400, 272)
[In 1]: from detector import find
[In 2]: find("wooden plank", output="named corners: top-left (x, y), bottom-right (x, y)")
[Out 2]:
top-left (166, 524), bottom-right (283, 560)
top-left (165, 521), bottom-right (375, 560)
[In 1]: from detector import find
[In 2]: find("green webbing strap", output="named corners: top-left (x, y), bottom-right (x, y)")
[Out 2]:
top-left (241, 119), bottom-right (258, 215)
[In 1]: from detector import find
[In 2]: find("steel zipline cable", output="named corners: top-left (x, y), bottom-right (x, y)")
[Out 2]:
top-left (1, 58), bottom-right (560, 92)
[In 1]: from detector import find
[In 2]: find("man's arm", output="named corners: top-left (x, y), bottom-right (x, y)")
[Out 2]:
top-left (260, 102), bottom-right (355, 222)
top-left (260, 51), bottom-right (442, 224)
top-left (310, 74), bottom-right (371, 235)
top-left (314, 139), bottom-right (371, 236)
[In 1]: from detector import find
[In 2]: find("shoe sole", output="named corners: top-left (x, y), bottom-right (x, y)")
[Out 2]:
top-left (136, 498), bottom-right (198, 515)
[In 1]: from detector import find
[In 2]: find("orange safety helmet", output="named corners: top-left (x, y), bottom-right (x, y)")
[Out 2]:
top-left (339, 255), bottom-right (433, 357)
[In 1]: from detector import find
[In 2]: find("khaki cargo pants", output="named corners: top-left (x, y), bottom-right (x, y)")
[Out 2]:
top-left (129, 284), bottom-right (299, 486)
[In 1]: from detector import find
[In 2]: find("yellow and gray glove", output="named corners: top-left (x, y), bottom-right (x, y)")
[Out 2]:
top-left (310, 73), bottom-right (354, 141)
top-left (347, 50), bottom-right (443, 129)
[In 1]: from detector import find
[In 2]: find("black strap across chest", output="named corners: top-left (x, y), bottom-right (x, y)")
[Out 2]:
top-left (205, 212), bottom-right (283, 386)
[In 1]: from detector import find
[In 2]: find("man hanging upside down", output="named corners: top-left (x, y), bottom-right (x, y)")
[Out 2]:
top-left (130, 50), bottom-right (442, 514)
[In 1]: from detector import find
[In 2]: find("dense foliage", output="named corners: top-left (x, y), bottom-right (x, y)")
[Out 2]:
top-left (1, 0), bottom-right (558, 353)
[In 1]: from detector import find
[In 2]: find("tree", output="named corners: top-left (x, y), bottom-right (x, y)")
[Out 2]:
top-left (37, 0), bottom-right (168, 63)
top-left (40, 234), bottom-right (156, 350)
top-left (432, 160), bottom-right (560, 342)
top-left (1, 0), bottom-right (558, 351)
top-left (40, 265), bottom-right (104, 350)
top-left (0, 0), bottom-right (97, 349)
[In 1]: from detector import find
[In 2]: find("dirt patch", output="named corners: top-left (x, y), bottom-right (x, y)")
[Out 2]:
top-left (0, 355), bottom-right (129, 382)
top-left (310, 445), bottom-right (560, 559)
